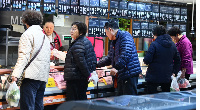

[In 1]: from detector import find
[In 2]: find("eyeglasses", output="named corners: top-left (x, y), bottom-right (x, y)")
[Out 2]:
top-left (70, 28), bottom-right (77, 32)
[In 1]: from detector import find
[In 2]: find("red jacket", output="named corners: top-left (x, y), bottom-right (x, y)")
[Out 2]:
top-left (43, 30), bottom-right (63, 60)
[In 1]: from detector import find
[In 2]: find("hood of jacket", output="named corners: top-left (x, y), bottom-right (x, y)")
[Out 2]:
top-left (155, 34), bottom-right (172, 48)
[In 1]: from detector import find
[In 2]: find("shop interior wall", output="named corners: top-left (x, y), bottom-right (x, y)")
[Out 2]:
top-left (0, 10), bottom-right (85, 66)
top-left (0, 2), bottom-right (196, 66)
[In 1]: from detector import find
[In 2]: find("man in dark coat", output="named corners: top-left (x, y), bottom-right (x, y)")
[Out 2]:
top-left (143, 25), bottom-right (181, 94)
top-left (97, 19), bottom-right (142, 95)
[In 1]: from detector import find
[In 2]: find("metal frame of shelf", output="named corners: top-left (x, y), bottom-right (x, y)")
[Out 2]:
top-left (0, 27), bottom-right (20, 67)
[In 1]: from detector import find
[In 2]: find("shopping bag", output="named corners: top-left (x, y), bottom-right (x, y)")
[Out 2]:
top-left (177, 78), bottom-right (191, 88)
top-left (6, 81), bottom-right (20, 107)
top-left (88, 71), bottom-right (98, 84)
top-left (170, 76), bottom-right (180, 92)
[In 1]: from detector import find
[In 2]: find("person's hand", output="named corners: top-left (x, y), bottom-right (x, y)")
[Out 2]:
top-left (172, 73), bottom-right (175, 77)
top-left (110, 68), bottom-right (118, 76)
top-left (139, 74), bottom-right (143, 79)
top-left (11, 76), bottom-right (17, 83)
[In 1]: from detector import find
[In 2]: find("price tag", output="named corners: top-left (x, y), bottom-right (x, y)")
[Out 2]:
top-left (46, 78), bottom-right (56, 87)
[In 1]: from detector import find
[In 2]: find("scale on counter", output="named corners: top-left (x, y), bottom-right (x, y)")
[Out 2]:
top-left (62, 35), bottom-right (72, 45)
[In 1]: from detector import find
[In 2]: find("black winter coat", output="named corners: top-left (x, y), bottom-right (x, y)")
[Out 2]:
top-left (143, 34), bottom-right (181, 83)
top-left (64, 35), bottom-right (97, 80)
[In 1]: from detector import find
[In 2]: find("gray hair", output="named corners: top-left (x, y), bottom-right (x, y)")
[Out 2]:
top-left (22, 10), bottom-right (43, 26)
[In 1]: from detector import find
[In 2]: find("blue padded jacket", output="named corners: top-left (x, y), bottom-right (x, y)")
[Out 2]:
top-left (97, 30), bottom-right (142, 81)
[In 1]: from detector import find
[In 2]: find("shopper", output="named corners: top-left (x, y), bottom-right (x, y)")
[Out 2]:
top-left (64, 21), bottom-right (97, 101)
top-left (168, 26), bottom-right (193, 80)
top-left (97, 19), bottom-right (142, 96)
top-left (143, 25), bottom-right (181, 94)
top-left (11, 10), bottom-right (51, 110)
top-left (43, 20), bottom-right (62, 65)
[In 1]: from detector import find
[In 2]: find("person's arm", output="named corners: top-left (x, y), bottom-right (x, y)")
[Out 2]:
top-left (12, 34), bottom-right (32, 78)
top-left (143, 42), bottom-right (156, 65)
top-left (97, 47), bottom-right (112, 68)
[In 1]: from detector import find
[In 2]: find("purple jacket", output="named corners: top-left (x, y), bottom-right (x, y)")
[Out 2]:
top-left (176, 35), bottom-right (193, 74)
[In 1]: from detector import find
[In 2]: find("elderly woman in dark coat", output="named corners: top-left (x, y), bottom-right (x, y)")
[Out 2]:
top-left (143, 25), bottom-right (181, 94)
top-left (64, 22), bottom-right (97, 101)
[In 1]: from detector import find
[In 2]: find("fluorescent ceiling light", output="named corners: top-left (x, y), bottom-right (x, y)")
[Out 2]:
top-left (187, 3), bottom-right (192, 4)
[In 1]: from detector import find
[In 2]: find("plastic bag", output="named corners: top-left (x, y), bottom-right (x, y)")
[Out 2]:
top-left (88, 71), bottom-right (98, 84)
top-left (170, 76), bottom-right (180, 92)
top-left (178, 78), bottom-right (191, 88)
top-left (6, 81), bottom-right (20, 107)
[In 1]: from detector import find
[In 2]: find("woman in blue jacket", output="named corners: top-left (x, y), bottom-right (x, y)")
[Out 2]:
top-left (143, 25), bottom-right (181, 94)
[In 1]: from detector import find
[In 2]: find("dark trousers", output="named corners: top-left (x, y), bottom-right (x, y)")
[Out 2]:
top-left (147, 82), bottom-right (171, 94)
top-left (20, 78), bottom-right (46, 110)
top-left (66, 79), bottom-right (88, 101)
top-left (116, 77), bottom-right (138, 96)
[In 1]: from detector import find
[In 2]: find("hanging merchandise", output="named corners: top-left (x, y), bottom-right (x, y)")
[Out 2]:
top-left (127, 1), bottom-right (137, 19)
top-left (44, 0), bottom-right (56, 14)
top-left (0, 0), bottom-right (11, 11)
top-left (174, 6), bottom-right (181, 22)
top-left (110, 0), bottom-right (120, 18)
top-left (80, 0), bottom-right (90, 15)
top-left (88, 18), bottom-right (100, 37)
top-left (58, 0), bottom-right (70, 15)
top-left (99, 19), bottom-right (108, 37)
top-left (119, 1), bottom-right (128, 18)
top-left (181, 7), bottom-right (187, 22)
top-left (132, 22), bottom-right (141, 38)
top-left (145, 3), bottom-right (152, 20)
top-left (12, 0), bottom-right (26, 11)
top-left (160, 5), bottom-right (169, 21)
top-left (136, 2), bottom-right (145, 20)
top-left (99, 0), bottom-right (108, 17)
top-left (168, 6), bottom-right (174, 21)
top-left (152, 4), bottom-right (159, 21)
top-left (27, 0), bottom-right (41, 11)
top-left (89, 0), bottom-right (100, 16)
top-left (70, 0), bottom-right (79, 15)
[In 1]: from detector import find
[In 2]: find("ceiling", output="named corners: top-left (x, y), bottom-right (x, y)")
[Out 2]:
top-left (136, 0), bottom-right (196, 4)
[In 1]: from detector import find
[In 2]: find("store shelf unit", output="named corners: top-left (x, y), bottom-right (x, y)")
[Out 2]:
top-left (0, 25), bottom-right (20, 67)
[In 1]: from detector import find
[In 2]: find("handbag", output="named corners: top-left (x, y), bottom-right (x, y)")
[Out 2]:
top-left (7, 35), bottom-right (45, 86)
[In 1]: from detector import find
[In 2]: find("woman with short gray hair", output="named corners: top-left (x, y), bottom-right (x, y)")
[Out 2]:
top-left (11, 10), bottom-right (51, 110)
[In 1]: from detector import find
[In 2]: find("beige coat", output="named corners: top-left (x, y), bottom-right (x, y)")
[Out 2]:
top-left (12, 25), bottom-right (50, 82)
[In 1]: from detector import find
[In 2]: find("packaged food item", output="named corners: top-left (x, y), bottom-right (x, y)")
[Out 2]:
top-left (177, 78), bottom-right (191, 88)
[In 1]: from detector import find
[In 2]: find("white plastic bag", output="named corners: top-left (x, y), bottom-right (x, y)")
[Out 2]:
top-left (6, 81), bottom-right (20, 107)
top-left (88, 71), bottom-right (98, 84)
top-left (170, 76), bottom-right (180, 92)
